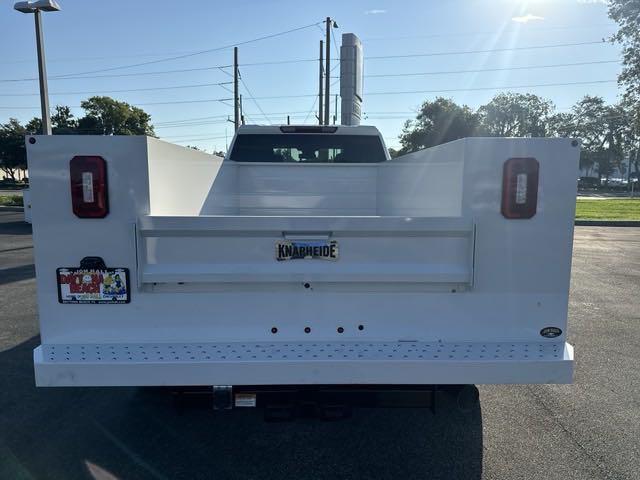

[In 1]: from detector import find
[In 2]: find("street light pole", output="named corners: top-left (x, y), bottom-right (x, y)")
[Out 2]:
top-left (34, 10), bottom-right (51, 135)
top-left (14, 0), bottom-right (60, 135)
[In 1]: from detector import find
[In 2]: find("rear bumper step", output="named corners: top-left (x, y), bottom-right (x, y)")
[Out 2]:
top-left (34, 340), bottom-right (574, 387)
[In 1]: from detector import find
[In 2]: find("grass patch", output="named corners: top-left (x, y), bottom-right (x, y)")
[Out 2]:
top-left (576, 198), bottom-right (640, 220)
top-left (0, 195), bottom-right (23, 207)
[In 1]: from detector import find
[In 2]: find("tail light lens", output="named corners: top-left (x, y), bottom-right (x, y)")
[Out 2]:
top-left (70, 156), bottom-right (108, 218)
top-left (501, 157), bottom-right (539, 219)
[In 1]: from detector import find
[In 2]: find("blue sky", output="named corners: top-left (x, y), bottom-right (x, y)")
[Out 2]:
top-left (0, 0), bottom-right (621, 151)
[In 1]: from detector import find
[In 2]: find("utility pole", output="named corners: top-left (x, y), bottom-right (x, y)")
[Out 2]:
top-left (324, 17), bottom-right (331, 125)
top-left (234, 47), bottom-right (240, 131)
top-left (334, 94), bottom-right (338, 125)
top-left (318, 40), bottom-right (324, 125)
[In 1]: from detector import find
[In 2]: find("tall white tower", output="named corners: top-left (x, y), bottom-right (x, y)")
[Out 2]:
top-left (340, 33), bottom-right (364, 126)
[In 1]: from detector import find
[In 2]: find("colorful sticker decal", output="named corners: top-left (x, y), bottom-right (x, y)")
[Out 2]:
top-left (57, 267), bottom-right (130, 304)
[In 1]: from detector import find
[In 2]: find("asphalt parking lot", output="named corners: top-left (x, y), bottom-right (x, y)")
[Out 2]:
top-left (0, 209), bottom-right (638, 480)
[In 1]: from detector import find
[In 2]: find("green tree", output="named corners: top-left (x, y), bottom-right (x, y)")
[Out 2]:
top-left (569, 96), bottom-right (627, 181)
top-left (398, 97), bottom-right (480, 154)
top-left (547, 111), bottom-right (598, 175)
top-left (620, 96), bottom-right (640, 179)
top-left (609, 0), bottom-right (640, 104)
top-left (547, 112), bottom-right (576, 138)
top-left (0, 119), bottom-right (27, 181)
top-left (77, 96), bottom-right (155, 136)
top-left (478, 92), bottom-right (554, 137)
top-left (26, 105), bottom-right (78, 135)
top-left (609, 0), bottom-right (640, 182)
top-left (388, 147), bottom-right (400, 158)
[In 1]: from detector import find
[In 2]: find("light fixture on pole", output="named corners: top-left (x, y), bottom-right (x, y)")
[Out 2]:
top-left (14, 0), bottom-right (61, 135)
top-left (324, 17), bottom-right (338, 126)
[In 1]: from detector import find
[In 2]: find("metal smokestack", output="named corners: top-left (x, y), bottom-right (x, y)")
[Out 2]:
top-left (340, 33), bottom-right (363, 126)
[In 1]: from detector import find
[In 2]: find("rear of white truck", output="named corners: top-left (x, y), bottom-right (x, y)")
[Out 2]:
top-left (26, 125), bottom-right (578, 407)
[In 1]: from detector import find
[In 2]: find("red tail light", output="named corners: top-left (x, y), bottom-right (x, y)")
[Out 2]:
top-left (70, 156), bottom-right (109, 218)
top-left (501, 158), bottom-right (539, 219)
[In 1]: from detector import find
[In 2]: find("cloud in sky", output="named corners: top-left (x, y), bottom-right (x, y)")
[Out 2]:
top-left (512, 13), bottom-right (545, 24)
top-left (576, 0), bottom-right (608, 4)
top-left (365, 9), bottom-right (387, 15)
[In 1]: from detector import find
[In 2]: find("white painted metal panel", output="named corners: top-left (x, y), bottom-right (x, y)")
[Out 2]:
top-left (26, 133), bottom-right (579, 387)
top-left (137, 215), bottom-right (474, 285)
top-left (233, 164), bottom-right (378, 216)
top-left (147, 137), bottom-right (225, 215)
top-left (378, 140), bottom-right (466, 217)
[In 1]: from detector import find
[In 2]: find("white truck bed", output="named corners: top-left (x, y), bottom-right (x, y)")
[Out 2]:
top-left (26, 127), bottom-right (579, 387)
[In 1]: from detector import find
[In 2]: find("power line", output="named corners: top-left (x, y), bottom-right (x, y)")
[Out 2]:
top-left (238, 70), bottom-right (272, 124)
top-left (155, 110), bottom-right (311, 127)
top-left (151, 79), bottom-right (617, 106)
top-left (228, 58), bottom-right (320, 68)
top-left (238, 39), bottom-right (610, 65)
top-left (330, 27), bottom-right (341, 62)
top-left (170, 135), bottom-right (229, 143)
top-left (0, 39), bottom-right (610, 84)
top-left (365, 60), bottom-right (621, 78)
top-left (366, 40), bottom-right (607, 61)
top-left (3, 49), bottom-right (226, 66)
top-left (2, 23), bottom-right (613, 67)
top-left (0, 58), bottom-right (618, 96)
top-left (136, 98), bottom-right (234, 106)
top-left (0, 81), bottom-right (234, 97)
top-left (155, 120), bottom-right (230, 129)
top-left (361, 23), bottom-right (616, 42)
top-left (303, 96), bottom-right (319, 124)
top-left (0, 80), bottom-right (618, 111)
top-left (0, 65), bottom-right (236, 83)
top-left (162, 132), bottom-right (229, 139)
top-left (365, 110), bottom-right (419, 114)
top-left (52, 22), bottom-right (324, 79)
top-left (365, 79), bottom-right (618, 96)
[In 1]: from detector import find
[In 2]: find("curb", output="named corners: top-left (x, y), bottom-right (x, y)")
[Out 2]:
top-left (575, 220), bottom-right (640, 227)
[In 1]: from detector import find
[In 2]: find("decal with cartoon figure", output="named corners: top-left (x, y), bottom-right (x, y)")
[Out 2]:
top-left (57, 267), bottom-right (130, 304)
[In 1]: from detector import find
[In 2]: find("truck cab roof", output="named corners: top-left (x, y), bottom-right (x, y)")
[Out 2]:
top-left (235, 124), bottom-right (383, 136)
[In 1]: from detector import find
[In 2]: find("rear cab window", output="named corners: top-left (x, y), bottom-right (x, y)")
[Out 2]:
top-left (229, 132), bottom-right (387, 163)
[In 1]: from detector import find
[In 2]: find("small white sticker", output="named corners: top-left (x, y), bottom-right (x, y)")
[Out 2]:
top-left (515, 173), bottom-right (528, 205)
top-left (82, 172), bottom-right (94, 203)
top-left (234, 393), bottom-right (257, 407)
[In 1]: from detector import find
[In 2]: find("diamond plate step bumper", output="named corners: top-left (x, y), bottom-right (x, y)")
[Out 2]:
top-left (34, 340), bottom-right (574, 386)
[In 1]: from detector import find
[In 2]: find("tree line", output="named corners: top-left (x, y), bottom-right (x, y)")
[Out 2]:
top-left (393, 93), bottom-right (639, 181)
top-left (0, 96), bottom-right (154, 180)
